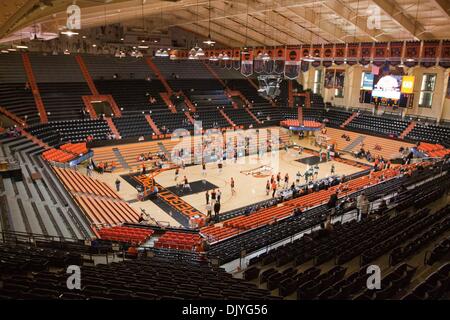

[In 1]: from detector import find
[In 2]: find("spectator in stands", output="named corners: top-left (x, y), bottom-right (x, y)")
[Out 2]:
top-left (356, 192), bottom-right (369, 221)
top-left (327, 191), bottom-right (339, 216)
top-left (115, 178), bottom-right (121, 192)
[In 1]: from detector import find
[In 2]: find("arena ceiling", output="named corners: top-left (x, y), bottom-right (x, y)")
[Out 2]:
top-left (0, 0), bottom-right (449, 46)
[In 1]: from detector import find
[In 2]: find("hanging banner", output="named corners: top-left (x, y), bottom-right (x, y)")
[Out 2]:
top-left (373, 42), bottom-right (388, 66)
top-left (300, 61), bottom-right (310, 73)
top-left (335, 70), bottom-right (345, 89)
top-left (233, 49), bottom-right (241, 70)
top-left (311, 44), bottom-right (322, 67)
top-left (420, 40), bottom-right (439, 68)
top-left (346, 43), bottom-right (359, 66)
top-left (241, 50), bottom-right (253, 77)
top-left (324, 69), bottom-right (335, 89)
top-left (334, 44), bottom-right (346, 65)
top-left (273, 47), bottom-right (285, 74)
top-left (322, 44), bottom-right (334, 68)
top-left (447, 75), bottom-right (450, 99)
top-left (225, 50), bottom-right (233, 69)
top-left (300, 45), bottom-right (312, 71)
top-left (253, 48), bottom-right (264, 73)
top-left (284, 49), bottom-right (301, 79)
top-left (388, 41), bottom-right (403, 66)
top-left (359, 42), bottom-right (373, 66)
top-left (404, 41), bottom-right (420, 67)
top-left (439, 40), bottom-right (450, 69)
top-left (264, 49), bottom-right (274, 74)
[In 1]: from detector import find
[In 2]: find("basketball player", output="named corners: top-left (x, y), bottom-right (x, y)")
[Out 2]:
top-left (313, 164), bottom-right (319, 180)
top-left (284, 173), bottom-right (289, 189)
top-left (296, 171), bottom-right (302, 185)
top-left (174, 167), bottom-right (180, 182)
top-left (230, 177), bottom-right (236, 196)
top-left (330, 163), bottom-right (335, 176)
top-left (266, 180), bottom-right (270, 196)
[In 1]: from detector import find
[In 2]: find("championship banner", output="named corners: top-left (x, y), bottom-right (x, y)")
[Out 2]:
top-left (359, 42), bottom-right (373, 66)
top-left (233, 49), bottom-right (241, 70)
top-left (334, 44), bottom-right (346, 65)
top-left (273, 47), bottom-right (285, 74)
top-left (240, 50), bottom-right (253, 77)
top-left (335, 70), bottom-right (345, 89)
top-left (264, 49), bottom-right (274, 74)
top-left (373, 42), bottom-right (388, 66)
top-left (420, 40), bottom-right (439, 68)
top-left (253, 48), bottom-right (265, 74)
top-left (446, 75), bottom-right (450, 99)
top-left (346, 43), bottom-right (359, 66)
top-left (284, 49), bottom-right (301, 79)
top-left (404, 41), bottom-right (420, 67)
top-left (322, 44), bottom-right (334, 68)
top-left (388, 41), bottom-right (403, 66)
top-left (324, 69), bottom-right (335, 89)
top-left (225, 50), bottom-right (233, 69)
top-left (300, 45), bottom-right (311, 72)
top-left (311, 44), bottom-right (322, 68)
top-left (439, 40), bottom-right (450, 69)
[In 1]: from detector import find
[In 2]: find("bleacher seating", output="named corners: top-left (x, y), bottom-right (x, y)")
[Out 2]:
top-left (98, 226), bottom-right (154, 245)
top-left (346, 113), bottom-right (409, 137)
top-left (42, 148), bottom-right (75, 163)
top-left (154, 231), bottom-right (202, 252)
top-left (406, 122), bottom-right (450, 147)
top-left (38, 83), bottom-right (91, 121)
top-left (0, 84), bottom-right (40, 125)
top-left (112, 115), bottom-right (153, 138)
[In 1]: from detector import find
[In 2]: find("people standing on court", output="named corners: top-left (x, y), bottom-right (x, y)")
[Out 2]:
top-left (217, 189), bottom-right (222, 203)
top-left (330, 163), bottom-right (335, 176)
top-left (205, 190), bottom-right (210, 205)
top-left (211, 189), bottom-right (217, 204)
top-left (213, 201), bottom-right (221, 218)
top-left (266, 180), bottom-right (270, 196)
top-left (115, 178), bottom-right (121, 192)
top-left (230, 178), bottom-right (236, 196)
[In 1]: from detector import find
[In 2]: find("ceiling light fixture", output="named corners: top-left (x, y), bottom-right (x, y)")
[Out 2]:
top-left (61, 30), bottom-right (79, 36)
top-left (203, 0), bottom-right (215, 46)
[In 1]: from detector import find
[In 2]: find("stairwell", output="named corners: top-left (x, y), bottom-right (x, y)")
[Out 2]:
top-left (178, 91), bottom-right (196, 112)
top-left (105, 117), bottom-right (121, 139)
top-left (245, 108), bottom-right (261, 125)
top-left (81, 96), bottom-right (98, 119)
top-left (343, 135), bottom-right (366, 153)
top-left (0, 107), bottom-right (27, 127)
top-left (219, 109), bottom-right (235, 127)
top-left (105, 95), bottom-right (122, 117)
top-left (184, 112), bottom-right (195, 125)
top-left (202, 61), bottom-right (227, 87)
top-left (145, 114), bottom-right (161, 135)
top-left (146, 57), bottom-right (173, 95)
top-left (400, 121), bottom-right (416, 139)
top-left (75, 55), bottom-right (99, 96)
top-left (21, 53), bottom-right (47, 123)
top-left (340, 112), bottom-right (358, 128)
top-left (160, 92), bottom-right (177, 113)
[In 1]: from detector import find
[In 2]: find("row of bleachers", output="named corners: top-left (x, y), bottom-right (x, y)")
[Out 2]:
top-left (0, 53), bottom-right (28, 83)
top-left (95, 79), bottom-right (167, 115)
top-left (112, 114), bottom-right (154, 138)
top-left (27, 119), bottom-right (111, 145)
top-left (29, 54), bottom-right (85, 83)
top-left (83, 54), bottom-right (155, 80)
top-left (153, 58), bottom-right (214, 80)
top-left (38, 82), bottom-right (91, 122)
top-left (42, 149), bottom-right (75, 163)
top-left (154, 231), bottom-right (203, 252)
top-left (192, 110), bottom-right (231, 129)
top-left (54, 168), bottom-right (120, 199)
top-left (224, 108), bottom-right (258, 127)
top-left (150, 111), bottom-right (193, 133)
top-left (0, 84), bottom-right (40, 125)
top-left (226, 79), bottom-right (268, 106)
top-left (98, 226), bottom-right (154, 245)
top-left (189, 91), bottom-right (234, 110)
top-left (0, 254), bottom-right (275, 300)
top-left (406, 122), bottom-right (450, 147)
top-left (346, 113), bottom-right (410, 137)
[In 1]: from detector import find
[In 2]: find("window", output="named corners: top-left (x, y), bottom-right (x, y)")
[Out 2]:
top-left (418, 73), bottom-right (436, 108)
top-left (313, 69), bottom-right (323, 94)
top-left (335, 87), bottom-right (344, 98)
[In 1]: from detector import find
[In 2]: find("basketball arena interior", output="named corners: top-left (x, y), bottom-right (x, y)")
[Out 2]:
top-left (0, 0), bottom-right (449, 306)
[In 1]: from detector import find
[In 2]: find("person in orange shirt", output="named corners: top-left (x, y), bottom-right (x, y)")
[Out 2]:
top-left (271, 181), bottom-right (277, 198)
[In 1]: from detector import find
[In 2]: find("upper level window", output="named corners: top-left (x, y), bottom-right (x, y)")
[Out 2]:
top-left (418, 73), bottom-right (436, 108)
top-left (313, 69), bottom-right (323, 94)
